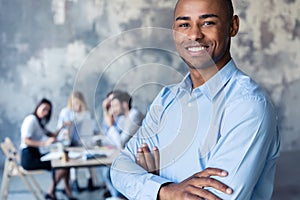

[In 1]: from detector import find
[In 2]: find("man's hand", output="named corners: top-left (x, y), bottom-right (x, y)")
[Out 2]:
top-left (135, 144), bottom-right (233, 200)
top-left (102, 98), bottom-right (114, 127)
top-left (136, 143), bottom-right (160, 175)
top-left (159, 168), bottom-right (233, 200)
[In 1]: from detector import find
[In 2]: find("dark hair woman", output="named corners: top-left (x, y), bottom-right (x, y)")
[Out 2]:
top-left (20, 98), bottom-right (76, 200)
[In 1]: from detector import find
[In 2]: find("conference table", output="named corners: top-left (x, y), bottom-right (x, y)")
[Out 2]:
top-left (51, 146), bottom-right (119, 168)
top-left (41, 145), bottom-right (120, 197)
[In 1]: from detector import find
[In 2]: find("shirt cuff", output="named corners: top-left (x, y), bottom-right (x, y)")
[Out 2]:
top-left (141, 175), bottom-right (171, 199)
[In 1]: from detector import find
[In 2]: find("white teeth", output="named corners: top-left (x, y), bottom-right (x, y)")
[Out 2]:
top-left (188, 46), bottom-right (206, 52)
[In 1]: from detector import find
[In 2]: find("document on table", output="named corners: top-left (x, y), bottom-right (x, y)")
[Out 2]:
top-left (40, 147), bottom-right (116, 161)
top-left (82, 148), bottom-right (115, 160)
top-left (40, 151), bottom-right (62, 161)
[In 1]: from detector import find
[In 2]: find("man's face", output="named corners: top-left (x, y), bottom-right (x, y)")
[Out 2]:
top-left (110, 99), bottom-right (123, 117)
top-left (173, 0), bottom-right (237, 69)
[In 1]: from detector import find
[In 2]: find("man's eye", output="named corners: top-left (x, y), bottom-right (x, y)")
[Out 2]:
top-left (203, 21), bottom-right (215, 26)
top-left (179, 23), bottom-right (189, 28)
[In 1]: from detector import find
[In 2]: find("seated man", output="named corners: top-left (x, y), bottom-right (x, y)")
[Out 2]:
top-left (104, 91), bottom-right (144, 148)
top-left (100, 90), bottom-right (144, 199)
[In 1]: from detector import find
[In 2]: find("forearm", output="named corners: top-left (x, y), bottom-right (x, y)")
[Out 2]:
top-left (103, 111), bottom-right (114, 127)
top-left (111, 150), bottom-right (170, 199)
top-left (50, 126), bottom-right (63, 137)
top-left (23, 137), bottom-right (47, 147)
top-left (51, 121), bottom-right (69, 137)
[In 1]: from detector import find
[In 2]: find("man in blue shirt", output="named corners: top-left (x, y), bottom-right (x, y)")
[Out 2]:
top-left (110, 0), bottom-right (280, 199)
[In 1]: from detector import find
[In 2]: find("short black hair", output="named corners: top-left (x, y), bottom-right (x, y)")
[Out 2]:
top-left (174, 0), bottom-right (234, 19)
top-left (106, 89), bottom-right (123, 98)
top-left (112, 91), bottom-right (132, 110)
top-left (225, 0), bottom-right (234, 19)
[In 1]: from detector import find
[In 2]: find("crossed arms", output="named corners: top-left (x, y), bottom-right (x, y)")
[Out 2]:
top-left (136, 144), bottom-right (232, 200)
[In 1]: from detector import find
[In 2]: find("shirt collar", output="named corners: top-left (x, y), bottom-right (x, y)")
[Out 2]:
top-left (177, 59), bottom-right (238, 100)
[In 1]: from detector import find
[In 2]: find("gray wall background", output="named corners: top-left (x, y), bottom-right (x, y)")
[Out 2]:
top-left (0, 0), bottom-right (299, 167)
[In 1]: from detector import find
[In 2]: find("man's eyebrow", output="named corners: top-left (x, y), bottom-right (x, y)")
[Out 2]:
top-left (175, 16), bottom-right (190, 21)
top-left (199, 14), bottom-right (219, 19)
top-left (175, 14), bottom-right (219, 21)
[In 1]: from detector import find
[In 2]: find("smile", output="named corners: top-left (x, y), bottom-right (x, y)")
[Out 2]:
top-left (187, 46), bottom-right (206, 52)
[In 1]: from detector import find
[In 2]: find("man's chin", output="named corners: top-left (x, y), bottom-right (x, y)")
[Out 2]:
top-left (184, 58), bottom-right (216, 70)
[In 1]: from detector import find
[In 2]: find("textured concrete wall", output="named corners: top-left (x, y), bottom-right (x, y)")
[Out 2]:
top-left (0, 0), bottom-right (299, 165)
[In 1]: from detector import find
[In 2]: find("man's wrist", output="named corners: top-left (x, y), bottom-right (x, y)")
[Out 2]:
top-left (157, 182), bottom-right (173, 200)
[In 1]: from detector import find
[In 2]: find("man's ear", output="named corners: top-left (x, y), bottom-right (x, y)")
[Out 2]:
top-left (230, 15), bottom-right (239, 37)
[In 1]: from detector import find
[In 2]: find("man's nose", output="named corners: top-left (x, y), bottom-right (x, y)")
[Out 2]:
top-left (187, 25), bottom-right (203, 41)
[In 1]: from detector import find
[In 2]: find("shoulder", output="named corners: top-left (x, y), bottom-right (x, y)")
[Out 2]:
top-left (59, 107), bottom-right (74, 120)
top-left (228, 70), bottom-right (271, 103)
top-left (59, 107), bottom-right (71, 115)
top-left (224, 70), bottom-right (276, 119)
top-left (152, 84), bottom-right (179, 107)
top-left (129, 108), bottom-right (143, 119)
top-left (21, 114), bottom-right (40, 130)
top-left (23, 114), bottom-right (38, 124)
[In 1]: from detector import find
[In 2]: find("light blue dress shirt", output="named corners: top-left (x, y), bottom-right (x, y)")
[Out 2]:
top-left (111, 60), bottom-right (280, 200)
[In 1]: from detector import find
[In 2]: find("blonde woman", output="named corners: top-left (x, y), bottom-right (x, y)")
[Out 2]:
top-left (57, 91), bottom-right (96, 191)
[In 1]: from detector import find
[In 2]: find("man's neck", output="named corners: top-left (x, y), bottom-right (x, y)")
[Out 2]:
top-left (189, 66), bottom-right (219, 88)
top-left (189, 57), bottom-right (231, 88)
top-left (124, 109), bottom-right (129, 117)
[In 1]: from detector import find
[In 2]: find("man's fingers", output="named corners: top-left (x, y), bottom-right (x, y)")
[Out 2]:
top-left (180, 191), bottom-right (205, 200)
top-left (191, 185), bottom-right (222, 200)
top-left (180, 185), bottom-right (220, 200)
top-left (192, 176), bottom-right (233, 195)
top-left (142, 144), bottom-right (156, 172)
top-left (136, 144), bottom-right (160, 175)
top-left (197, 167), bottom-right (228, 178)
top-left (137, 147), bottom-right (148, 170)
top-left (153, 146), bottom-right (160, 175)
top-left (193, 168), bottom-right (232, 195)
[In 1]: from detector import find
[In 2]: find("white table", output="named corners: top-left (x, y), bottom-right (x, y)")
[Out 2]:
top-left (41, 146), bottom-right (120, 198)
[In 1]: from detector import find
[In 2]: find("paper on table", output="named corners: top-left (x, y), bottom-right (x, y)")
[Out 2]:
top-left (84, 148), bottom-right (115, 157)
top-left (40, 147), bottom-right (115, 161)
top-left (68, 151), bottom-right (82, 159)
top-left (40, 151), bottom-right (62, 161)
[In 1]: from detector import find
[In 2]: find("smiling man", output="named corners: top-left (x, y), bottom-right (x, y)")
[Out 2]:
top-left (110, 0), bottom-right (280, 199)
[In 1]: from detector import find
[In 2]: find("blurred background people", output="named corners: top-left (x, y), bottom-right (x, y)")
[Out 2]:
top-left (99, 90), bottom-right (144, 199)
top-left (105, 91), bottom-right (144, 148)
top-left (101, 90), bottom-right (123, 135)
top-left (20, 98), bottom-right (76, 200)
top-left (57, 91), bottom-right (97, 192)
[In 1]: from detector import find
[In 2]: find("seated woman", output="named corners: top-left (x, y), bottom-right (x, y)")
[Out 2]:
top-left (20, 98), bottom-right (76, 200)
top-left (57, 91), bottom-right (96, 191)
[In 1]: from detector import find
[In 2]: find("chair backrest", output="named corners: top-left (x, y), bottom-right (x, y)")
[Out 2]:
top-left (0, 137), bottom-right (21, 164)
